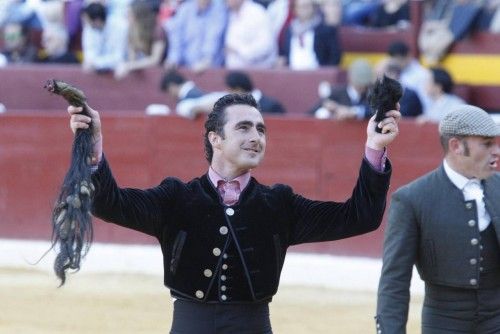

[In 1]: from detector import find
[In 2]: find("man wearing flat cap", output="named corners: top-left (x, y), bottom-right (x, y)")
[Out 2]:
top-left (376, 105), bottom-right (500, 333)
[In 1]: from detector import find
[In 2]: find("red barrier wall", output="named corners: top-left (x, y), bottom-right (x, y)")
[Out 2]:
top-left (0, 111), bottom-right (443, 257)
top-left (0, 65), bottom-right (343, 116)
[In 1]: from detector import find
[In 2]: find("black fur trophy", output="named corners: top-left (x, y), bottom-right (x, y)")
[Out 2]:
top-left (369, 75), bottom-right (403, 133)
top-left (44, 80), bottom-right (95, 286)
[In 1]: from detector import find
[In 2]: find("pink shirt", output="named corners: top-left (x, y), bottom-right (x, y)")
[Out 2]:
top-left (208, 146), bottom-right (386, 206)
top-left (208, 167), bottom-right (251, 206)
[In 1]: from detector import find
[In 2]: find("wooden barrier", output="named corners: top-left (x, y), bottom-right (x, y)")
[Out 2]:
top-left (0, 111), bottom-right (444, 257)
top-left (0, 65), bottom-right (343, 116)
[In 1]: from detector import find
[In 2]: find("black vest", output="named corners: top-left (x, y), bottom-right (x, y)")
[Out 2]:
top-left (479, 223), bottom-right (500, 288)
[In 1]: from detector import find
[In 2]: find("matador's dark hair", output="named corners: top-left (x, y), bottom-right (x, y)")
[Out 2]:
top-left (204, 93), bottom-right (259, 163)
top-left (44, 80), bottom-right (95, 286)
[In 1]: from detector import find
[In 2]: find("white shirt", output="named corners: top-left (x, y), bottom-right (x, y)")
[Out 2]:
top-left (289, 30), bottom-right (319, 70)
top-left (400, 60), bottom-right (432, 113)
top-left (425, 94), bottom-right (465, 122)
top-left (82, 16), bottom-right (128, 70)
top-left (443, 160), bottom-right (491, 231)
top-left (225, 0), bottom-right (276, 69)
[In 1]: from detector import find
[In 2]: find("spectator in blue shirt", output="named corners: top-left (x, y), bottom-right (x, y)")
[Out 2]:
top-left (165, 0), bottom-right (227, 72)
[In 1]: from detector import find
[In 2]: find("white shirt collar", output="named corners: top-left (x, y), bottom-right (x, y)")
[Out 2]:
top-left (443, 159), bottom-right (479, 190)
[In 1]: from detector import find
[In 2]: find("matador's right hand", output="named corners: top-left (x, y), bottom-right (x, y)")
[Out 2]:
top-left (68, 105), bottom-right (103, 164)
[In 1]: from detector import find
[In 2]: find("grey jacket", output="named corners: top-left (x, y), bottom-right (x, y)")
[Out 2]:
top-left (376, 165), bottom-right (500, 334)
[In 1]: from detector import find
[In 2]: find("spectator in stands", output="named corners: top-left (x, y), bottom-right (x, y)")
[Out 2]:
top-left (417, 67), bottom-right (465, 123)
top-left (384, 41), bottom-right (432, 113)
top-left (310, 58), bottom-right (373, 120)
top-left (160, 69), bottom-right (205, 101)
top-left (160, 69), bottom-right (208, 118)
top-left (225, 71), bottom-right (286, 114)
top-left (267, 0), bottom-right (293, 54)
top-left (81, 2), bottom-right (128, 73)
top-left (114, 0), bottom-right (167, 79)
top-left (342, 0), bottom-right (380, 25)
top-left (419, 0), bottom-right (483, 65)
top-left (278, 0), bottom-right (342, 70)
top-left (0, 0), bottom-right (43, 30)
top-left (475, 0), bottom-right (500, 33)
top-left (382, 61), bottom-right (423, 117)
top-left (34, 24), bottom-right (79, 64)
top-left (321, 0), bottom-right (343, 27)
top-left (366, 0), bottom-right (410, 28)
top-left (165, 0), bottom-right (227, 72)
top-left (225, 0), bottom-right (276, 68)
top-left (0, 22), bottom-right (38, 64)
top-left (158, 0), bottom-right (179, 26)
top-left (63, 0), bottom-right (84, 53)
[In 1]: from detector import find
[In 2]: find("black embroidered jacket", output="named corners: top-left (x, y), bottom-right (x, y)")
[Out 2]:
top-left (91, 157), bottom-right (391, 303)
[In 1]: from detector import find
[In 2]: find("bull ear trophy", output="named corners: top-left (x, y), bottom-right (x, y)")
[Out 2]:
top-left (44, 79), bottom-right (95, 286)
top-left (369, 75), bottom-right (403, 133)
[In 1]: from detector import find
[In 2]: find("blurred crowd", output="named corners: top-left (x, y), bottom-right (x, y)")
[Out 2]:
top-left (0, 0), bottom-right (498, 120)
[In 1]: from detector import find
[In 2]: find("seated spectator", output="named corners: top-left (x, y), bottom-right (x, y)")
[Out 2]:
top-left (310, 58), bottom-right (373, 120)
top-left (0, 0), bottom-right (42, 30)
top-left (63, 0), bottom-right (84, 53)
top-left (383, 40), bottom-right (431, 113)
top-left (165, 0), bottom-right (226, 72)
top-left (35, 24), bottom-right (79, 64)
top-left (157, 0), bottom-right (178, 26)
top-left (278, 0), bottom-right (342, 69)
top-left (417, 67), bottom-right (465, 123)
top-left (475, 0), bottom-right (500, 33)
top-left (225, 71), bottom-right (286, 114)
top-left (225, 0), bottom-right (275, 68)
top-left (159, 70), bottom-right (207, 118)
top-left (0, 22), bottom-right (38, 64)
top-left (160, 69), bottom-right (204, 100)
top-left (114, 0), bottom-right (167, 79)
top-left (342, 0), bottom-right (380, 26)
top-left (267, 0), bottom-right (293, 53)
top-left (382, 61), bottom-right (422, 117)
top-left (35, 0), bottom-right (65, 28)
top-left (419, 0), bottom-right (483, 64)
top-left (81, 2), bottom-right (128, 73)
top-left (321, 0), bottom-right (343, 27)
top-left (366, 0), bottom-right (410, 28)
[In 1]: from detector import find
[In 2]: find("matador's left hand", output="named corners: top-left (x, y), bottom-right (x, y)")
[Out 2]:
top-left (366, 108), bottom-right (401, 151)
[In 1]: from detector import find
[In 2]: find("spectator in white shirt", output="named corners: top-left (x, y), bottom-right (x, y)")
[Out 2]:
top-left (418, 67), bottom-right (465, 123)
top-left (224, 0), bottom-right (276, 69)
top-left (81, 2), bottom-right (128, 73)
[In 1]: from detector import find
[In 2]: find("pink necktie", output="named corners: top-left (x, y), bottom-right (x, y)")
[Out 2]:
top-left (218, 181), bottom-right (240, 206)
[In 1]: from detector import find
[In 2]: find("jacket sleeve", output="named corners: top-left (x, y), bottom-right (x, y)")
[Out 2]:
top-left (375, 188), bottom-right (419, 334)
top-left (90, 155), bottom-right (177, 237)
top-left (287, 158), bottom-right (391, 245)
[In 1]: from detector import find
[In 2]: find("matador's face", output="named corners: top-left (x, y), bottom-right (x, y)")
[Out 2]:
top-left (212, 105), bottom-right (266, 175)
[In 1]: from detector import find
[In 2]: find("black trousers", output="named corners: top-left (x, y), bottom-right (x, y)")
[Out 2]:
top-left (422, 284), bottom-right (500, 334)
top-left (170, 299), bottom-right (273, 334)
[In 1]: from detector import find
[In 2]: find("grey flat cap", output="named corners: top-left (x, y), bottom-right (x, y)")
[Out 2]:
top-left (439, 104), bottom-right (500, 137)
